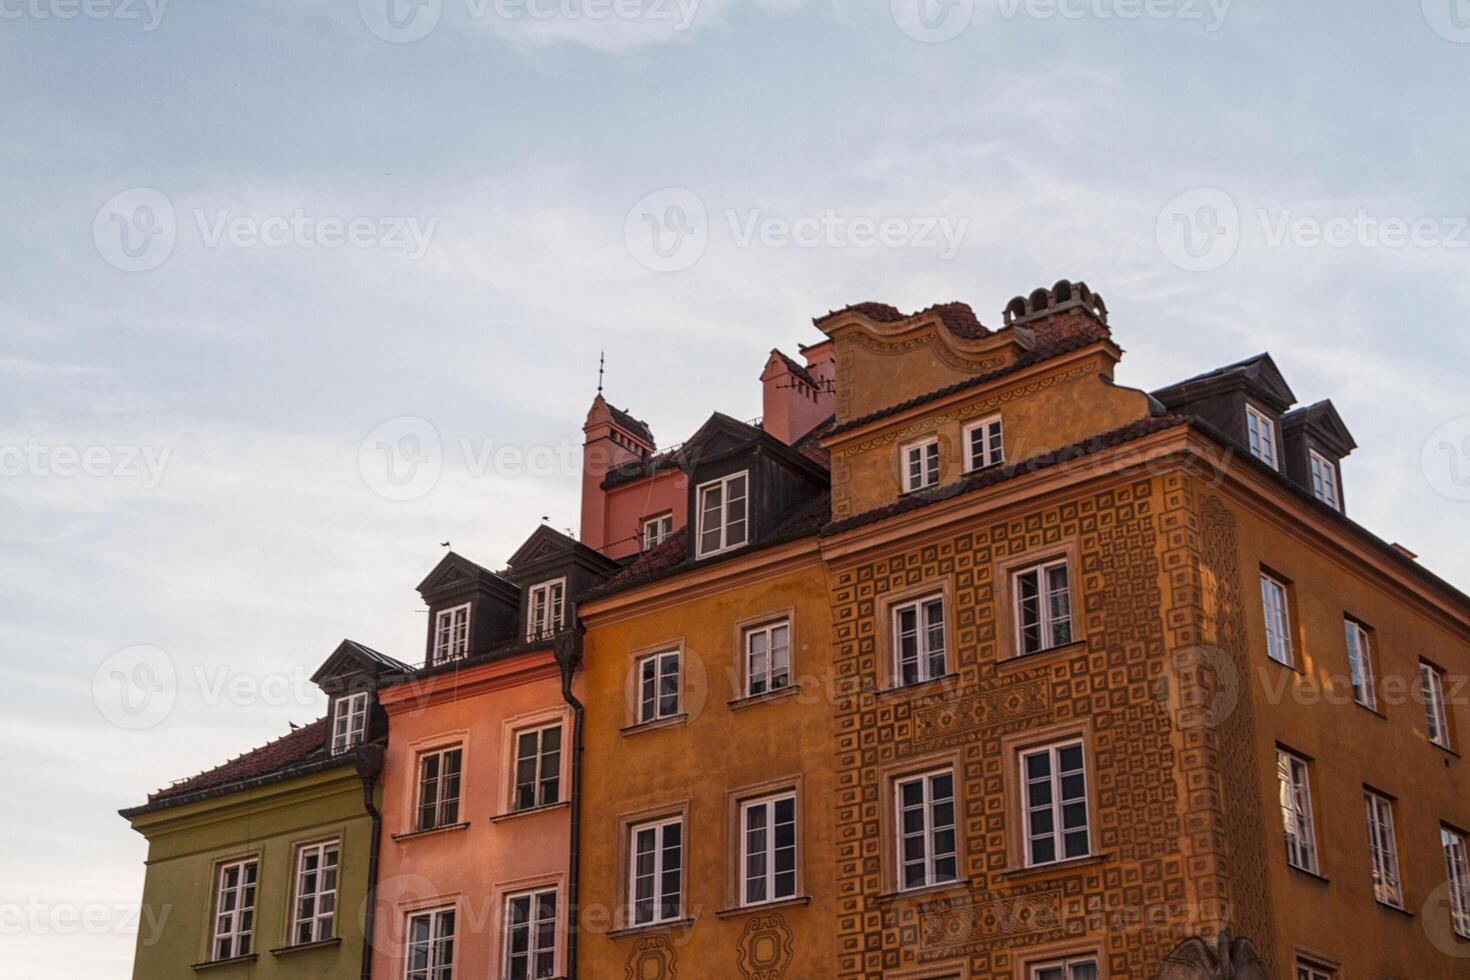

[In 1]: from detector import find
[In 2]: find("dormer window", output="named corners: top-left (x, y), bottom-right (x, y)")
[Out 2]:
top-left (527, 578), bottom-right (566, 641)
top-left (1309, 450), bottom-right (1340, 510)
top-left (963, 415), bottom-right (1004, 472)
top-left (902, 437), bottom-right (940, 492)
top-left (642, 513), bottom-right (674, 551)
top-left (330, 691), bottom-right (369, 754)
top-left (696, 472), bottom-right (748, 558)
top-left (432, 603), bottom-right (470, 664)
top-left (1245, 404), bottom-right (1278, 470)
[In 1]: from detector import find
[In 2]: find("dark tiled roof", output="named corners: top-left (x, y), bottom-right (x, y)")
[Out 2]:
top-left (341, 639), bottom-right (412, 673)
top-left (826, 314), bottom-right (1111, 437)
top-left (822, 415), bottom-right (1187, 537)
top-left (813, 301), bottom-right (991, 340)
top-left (774, 350), bottom-right (819, 389)
top-left (791, 415), bottom-right (834, 469)
top-left (607, 403), bottom-right (655, 447)
top-left (813, 301), bottom-right (905, 325)
top-left (138, 718), bottom-right (329, 807)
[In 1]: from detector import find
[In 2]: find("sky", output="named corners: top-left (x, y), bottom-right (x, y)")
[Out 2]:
top-left (3, 1), bottom-right (1470, 976)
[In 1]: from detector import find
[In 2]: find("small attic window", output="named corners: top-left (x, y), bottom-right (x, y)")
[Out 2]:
top-left (1245, 404), bottom-right (1279, 470)
top-left (1309, 450), bottom-right (1341, 511)
top-left (527, 578), bottom-right (567, 642)
top-left (696, 472), bottom-right (749, 558)
top-left (432, 603), bottom-right (471, 664)
top-left (331, 692), bottom-right (369, 754)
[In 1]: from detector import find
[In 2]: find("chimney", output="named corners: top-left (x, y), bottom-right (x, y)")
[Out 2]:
top-left (580, 394), bottom-right (655, 553)
top-left (761, 345), bottom-right (836, 445)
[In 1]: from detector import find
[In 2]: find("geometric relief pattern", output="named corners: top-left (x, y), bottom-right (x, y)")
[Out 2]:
top-left (830, 478), bottom-right (1208, 978)
top-left (625, 934), bottom-right (678, 980)
top-left (735, 913), bottom-right (794, 979)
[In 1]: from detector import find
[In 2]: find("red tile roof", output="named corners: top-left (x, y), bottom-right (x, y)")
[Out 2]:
top-left (140, 717), bottom-right (329, 806)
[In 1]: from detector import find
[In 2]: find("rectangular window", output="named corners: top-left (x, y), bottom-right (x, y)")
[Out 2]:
top-left (744, 621), bottom-right (791, 697)
top-left (1032, 959), bottom-right (1100, 980)
top-left (1260, 573), bottom-right (1294, 666)
top-left (641, 513), bottom-right (674, 551)
top-left (291, 840), bottom-right (339, 946)
top-left (526, 579), bottom-right (566, 641)
top-left (1295, 963), bottom-right (1333, 980)
top-left (1344, 618), bottom-right (1377, 710)
top-left (432, 603), bottom-right (470, 664)
top-left (1445, 826), bottom-right (1470, 940)
top-left (892, 595), bottom-right (947, 686)
top-left (1246, 404), bottom-right (1278, 469)
top-left (895, 770), bottom-right (958, 890)
top-left (964, 415), bottom-right (1004, 471)
top-left (1015, 560), bottom-right (1073, 656)
top-left (211, 858), bottom-right (258, 961)
top-left (635, 650), bottom-right (681, 724)
top-left (1309, 450), bottom-right (1340, 510)
top-left (902, 438), bottom-right (940, 492)
top-left (502, 888), bottom-right (557, 980)
top-left (1021, 742), bottom-right (1090, 866)
top-left (404, 907), bottom-right (455, 980)
top-left (741, 794), bottom-right (798, 906)
top-left (416, 747), bottom-right (463, 831)
top-left (629, 817), bottom-right (683, 926)
top-left (1277, 749), bottom-right (1318, 873)
top-left (1422, 661), bottom-right (1452, 748)
top-left (331, 692), bottom-right (370, 754)
top-left (1364, 791), bottom-right (1403, 908)
top-left (513, 724), bottom-right (562, 811)
top-left (696, 471), bottom-right (749, 557)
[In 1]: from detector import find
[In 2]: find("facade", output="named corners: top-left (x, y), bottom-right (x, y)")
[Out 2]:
top-left (122, 279), bottom-right (1470, 979)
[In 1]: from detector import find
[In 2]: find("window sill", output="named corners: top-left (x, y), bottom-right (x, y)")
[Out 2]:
top-left (390, 821), bottom-right (470, 843)
top-left (1355, 701), bottom-right (1388, 721)
top-left (999, 852), bottom-right (1111, 881)
top-left (620, 714), bottom-right (688, 737)
top-left (875, 879), bottom-right (971, 903)
top-left (1430, 740), bottom-right (1460, 759)
top-left (1376, 899), bottom-right (1414, 919)
top-left (1264, 656), bottom-right (1305, 676)
top-left (728, 687), bottom-right (799, 710)
top-left (877, 674), bottom-right (961, 702)
top-left (191, 954), bottom-right (258, 972)
top-left (268, 938), bottom-right (341, 957)
top-left (606, 917), bottom-right (695, 940)
top-left (714, 895), bottom-right (812, 918)
top-left (491, 801), bottom-right (570, 823)
top-left (1287, 862), bottom-right (1330, 884)
top-left (996, 640), bottom-right (1086, 675)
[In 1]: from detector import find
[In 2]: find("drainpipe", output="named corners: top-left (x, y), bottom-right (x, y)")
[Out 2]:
top-left (355, 743), bottom-right (386, 980)
top-left (554, 628), bottom-right (586, 980)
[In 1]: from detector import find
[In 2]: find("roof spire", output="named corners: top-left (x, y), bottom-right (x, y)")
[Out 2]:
top-left (597, 350), bottom-right (605, 395)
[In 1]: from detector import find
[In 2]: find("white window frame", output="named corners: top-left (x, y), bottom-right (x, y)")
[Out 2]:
top-left (1246, 403), bottom-right (1279, 470)
top-left (502, 887), bottom-right (557, 980)
top-left (635, 649), bottom-right (681, 724)
top-left (1030, 958), bottom-right (1100, 980)
top-left (641, 513), bottom-right (674, 551)
top-left (331, 691), bottom-right (369, 755)
top-left (1444, 826), bottom-right (1470, 940)
top-left (628, 816), bottom-right (683, 927)
top-left (1422, 661), bottom-right (1452, 749)
top-left (526, 578), bottom-right (567, 642)
top-left (901, 437), bottom-right (940, 493)
top-left (1277, 749), bottom-right (1319, 874)
top-left (1013, 559), bottom-right (1074, 656)
top-left (1260, 573), bottom-right (1294, 667)
top-left (1295, 963), bottom-right (1333, 980)
top-left (416, 746), bottom-right (463, 832)
top-left (290, 840), bottom-right (339, 946)
top-left (404, 906), bottom-right (455, 980)
top-left (894, 768), bottom-right (958, 891)
top-left (739, 793), bottom-right (799, 907)
top-left (1309, 449), bottom-right (1340, 510)
top-left (743, 620), bottom-right (791, 698)
top-left (211, 857), bottom-right (258, 961)
top-left (695, 471), bottom-right (749, 558)
top-left (432, 602), bottom-right (471, 664)
top-left (1364, 790), bottom-right (1403, 908)
top-left (512, 723), bottom-right (562, 812)
top-left (963, 414), bottom-right (1004, 472)
top-left (891, 594), bottom-right (947, 687)
top-left (1343, 618), bottom-right (1377, 710)
top-left (1021, 740), bottom-right (1091, 867)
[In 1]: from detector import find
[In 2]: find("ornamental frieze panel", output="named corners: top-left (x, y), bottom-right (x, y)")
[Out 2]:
top-left (851, 331), bottom-right (1010, 374)
top-left (625, 935), bottom-right (678, 980)
top-left (914, 887), bottom-right (1066, 959)
top-left (735, 912), bottom-right (795, 979)
top-left (911, 678), bottom-right (1051, 749)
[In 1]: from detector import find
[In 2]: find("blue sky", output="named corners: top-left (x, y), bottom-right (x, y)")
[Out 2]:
top-left (3, 1), bottom-right (1470, 976)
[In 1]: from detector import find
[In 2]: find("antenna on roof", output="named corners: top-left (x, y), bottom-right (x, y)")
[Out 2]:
top-left (597, 351), bottom-right (605, 395)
